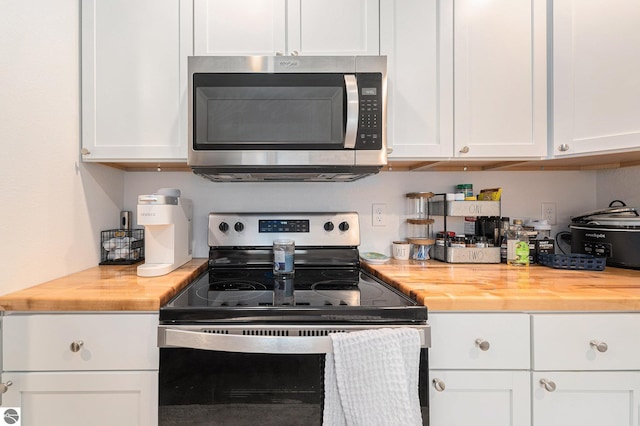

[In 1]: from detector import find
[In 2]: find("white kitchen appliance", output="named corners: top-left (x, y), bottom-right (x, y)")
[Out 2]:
top-left (137, 188), bottom-right (192, 277)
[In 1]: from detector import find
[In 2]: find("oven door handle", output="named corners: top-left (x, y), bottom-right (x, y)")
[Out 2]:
top-left (158, 326), bottom-right (430, 354)
top-left (343, 74), bottom-right (359, 149)
top-left (160, 328), bottom-right (333, 354)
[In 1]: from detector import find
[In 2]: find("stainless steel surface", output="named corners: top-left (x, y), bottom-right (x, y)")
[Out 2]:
top-left (475, 338), bottom-right (491, 351)
top-left (343, 74), bottom-right (358, 149)
top-left (540, 378), bottom-right (557, 392)
top-left (590, 340), bottom-right (609, 353)
top-left (187, 55), bottom-right (387, 182)
top-left (70, 340), bottom-right (84, 353)
top-left (432, 378), bottom-right (446, 392)
top-left (571, 206), bottom-right (639, 224)
top-left (208, 212), bottom-right (360, 248)
top-left (158, 324), bottom-right (431, 354)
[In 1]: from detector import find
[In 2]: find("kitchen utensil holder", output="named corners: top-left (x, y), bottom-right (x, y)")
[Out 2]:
top-left (538, 253), bottom-right (606, 271)
top-left (99, 229), bottom-right (145, 265)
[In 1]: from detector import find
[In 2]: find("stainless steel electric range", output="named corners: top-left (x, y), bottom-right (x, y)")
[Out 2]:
top-left (158, 212), bottom-right (430, 426)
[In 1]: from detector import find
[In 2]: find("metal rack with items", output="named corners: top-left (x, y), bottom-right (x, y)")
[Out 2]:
top-left (429, 194), bottom-right (502, 263)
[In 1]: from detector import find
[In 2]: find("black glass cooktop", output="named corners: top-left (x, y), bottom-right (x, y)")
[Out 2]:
top-left (160, 268), bottom-right (427, 324)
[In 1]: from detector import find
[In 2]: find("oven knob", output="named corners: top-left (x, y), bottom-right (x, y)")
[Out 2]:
top-left (339, 221), bottom-right (350, 232)
top-left (219, 222), bottom-right (229, 233)
top-left (324, 221), bottom-right (335, 231)
top-left (234, 222), bottom-right (244, 232)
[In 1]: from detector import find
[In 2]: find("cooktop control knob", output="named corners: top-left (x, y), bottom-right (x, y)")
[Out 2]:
top-left (339, 221), bottom-right (350, 232)
top-left (219, 222), bottom-right (229, 233)
top-left (234, 222), bottom-right (244, 232)
top-left (324, 221), bottom-right (335, 231)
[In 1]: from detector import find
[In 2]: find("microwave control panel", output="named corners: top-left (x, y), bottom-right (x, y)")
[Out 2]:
top-left (356, 73), bottom-right (383, 150)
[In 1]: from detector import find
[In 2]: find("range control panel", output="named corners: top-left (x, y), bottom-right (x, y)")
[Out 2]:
top-left (208, 212), bottom-right (360, 248)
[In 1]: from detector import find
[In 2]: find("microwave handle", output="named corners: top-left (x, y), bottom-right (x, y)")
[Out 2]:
top-left (344, 75), bottom-right (359, 149)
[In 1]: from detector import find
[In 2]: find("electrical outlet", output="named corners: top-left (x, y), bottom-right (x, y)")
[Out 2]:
top-left (542, 202), bottom-right (557, 225)
top-left (372, 203), bottom-right (387, 227)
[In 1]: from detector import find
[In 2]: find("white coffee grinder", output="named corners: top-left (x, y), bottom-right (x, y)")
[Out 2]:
top-left (136, 188), bottom-right (193, 277)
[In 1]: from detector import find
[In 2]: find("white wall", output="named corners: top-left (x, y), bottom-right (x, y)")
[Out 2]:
top-left (0, 0), bottom-right (124, 295)
top-left (596, 165), bottom-right (640, 209)
top-left (124, 170), bottom-right (597, 257)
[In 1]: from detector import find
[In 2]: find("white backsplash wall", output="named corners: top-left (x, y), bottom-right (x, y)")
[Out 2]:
top-left (595, 165), bottom-right (640, 210)
top-left (124, 170), bottom-right (597, 257)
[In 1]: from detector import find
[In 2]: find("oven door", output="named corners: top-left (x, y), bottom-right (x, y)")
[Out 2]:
top-left (158, 325), bottom-right (429, 426)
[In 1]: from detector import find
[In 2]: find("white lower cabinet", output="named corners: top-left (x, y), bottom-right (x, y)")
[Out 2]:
top-left (428, 313), bottom-right (531, 426)
top-left (429, 312), bottom-right (640, 426)
top-left (531, 313), bottom-right (640, 425)
top-left (430, 370), bottom-right (531, 426)
top-left (532, 371), bottom-right (640, 426)
top-left (0, 313), bottom-right (159, 426)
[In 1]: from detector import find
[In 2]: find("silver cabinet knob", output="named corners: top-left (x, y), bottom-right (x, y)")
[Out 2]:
top-left (590, 340), bottom-right (608, 353)
top-left (275, 51), bottom-right (284, 56)
top-left (459, 146), bottom-right (470, 154)
top-left (558, 144), bottom-right (570, 152)
top-left (432, 378), bottom-right (446, 392)
top-left (291, 50), bottom-right (299, 56)
top-left (0, 381), bottom-right (12, 394)
top-left (475, 338), bottom-right (490, 351)
top-left (80, 148), bottom-right (91, 155)
top-left (540, 378), bottom-right (556, 392)
top-left (70, 340), bottom-right (84, 353)
top-left (387, 147), bottom-right (394, 154)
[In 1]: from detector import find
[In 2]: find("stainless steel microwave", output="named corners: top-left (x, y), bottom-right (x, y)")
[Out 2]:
top-left (187, 56), bottom-right (387, 182)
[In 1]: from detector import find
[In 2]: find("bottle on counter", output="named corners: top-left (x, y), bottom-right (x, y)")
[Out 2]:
top-left (506, 219), bottom-right (529, 267)
top-left (499, 217), bottom-right (510, 263)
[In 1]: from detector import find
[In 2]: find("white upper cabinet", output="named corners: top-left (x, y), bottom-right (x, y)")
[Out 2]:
top-left (81, 0), bottom-right (192, 162)
top-left (194, 0), bottom-right (379, 56)
top-left (552, 0), bottom-right (640, 157)
top-left (453, 0), bottom-right (547, 158)
top-left (386, 0), bottom-right (547, 160)
top-left (380, 0), bottom-right (453, 158)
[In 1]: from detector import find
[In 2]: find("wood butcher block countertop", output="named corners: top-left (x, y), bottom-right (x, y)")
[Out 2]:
top-left (0, 259), bottom-right (208, 311)
top-left (363, 260), bottom-right (640, 312)
top-left (2, 257), bottom-right (640, 312)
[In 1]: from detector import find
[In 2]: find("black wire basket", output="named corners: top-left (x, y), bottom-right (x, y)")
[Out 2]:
top-left (99, 229), bottom-right (144, 265)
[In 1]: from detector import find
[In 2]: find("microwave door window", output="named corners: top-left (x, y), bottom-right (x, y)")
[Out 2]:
top-left (194, 77), bottom-right (346, 150)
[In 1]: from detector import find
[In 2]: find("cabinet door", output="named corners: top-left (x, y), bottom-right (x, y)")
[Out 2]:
top-left (288, 0), bottom-right (380, 56)
top-left (381, 0), bottom-right (453, 159)
top-left (0, 371), bottom-right (158, 426)
top-left (453, 0), bottom-right (547, 158)
top-left (552, 0), bottom-right (640, 157)
top-left (193, 0), bottom-right (287, 55)
top-left (81, 0), bottom-right (192, 161)
top-left (532, 371), bottom-right (640, 426)
top-left (429, 370), bottom-right (530, 426)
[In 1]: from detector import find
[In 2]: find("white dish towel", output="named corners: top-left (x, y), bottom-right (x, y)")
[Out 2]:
top-left (323, 328), bottom-right (423, 426)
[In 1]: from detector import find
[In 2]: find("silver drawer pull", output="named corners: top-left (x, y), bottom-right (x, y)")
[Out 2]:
top-left (475, 338), bottom-right (490, 351)
top-left (432, 378), bottom-right (446, 392)
top-left (540, 378), bottom-right (556, 392)
top-left (0, 381), bottom-right (12, 394)
top-left (70, 340), bottom-right (84, 353)
top-left (590, 340), bottom-right (608, 353)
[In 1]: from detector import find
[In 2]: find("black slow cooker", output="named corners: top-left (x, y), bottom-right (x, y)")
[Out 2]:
top-left (570, 203), bottom-right (640, 270)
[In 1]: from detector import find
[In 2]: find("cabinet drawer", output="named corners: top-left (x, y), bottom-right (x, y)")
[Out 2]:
top-left (532, 313), bottom-right (640, 370)
top-left (2, 313), bottom-right (159, 371)
top-left (429, 313), bottom-right (530, 369)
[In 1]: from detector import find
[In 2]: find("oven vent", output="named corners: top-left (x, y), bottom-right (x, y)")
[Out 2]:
top-left (300, 329), bottom-right (348, 337)
top-left (201, 329), bottom-right (229, 334)
top-left (242, 330), bottom-right (290, 336)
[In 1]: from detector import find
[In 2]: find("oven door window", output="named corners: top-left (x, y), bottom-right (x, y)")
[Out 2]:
top-left (193, 74), bottom-right (345, 150)
top-left (159, 348), bottom-right (324, 425)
